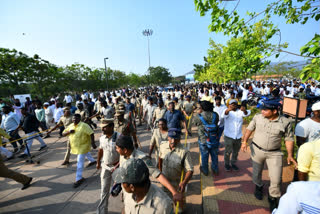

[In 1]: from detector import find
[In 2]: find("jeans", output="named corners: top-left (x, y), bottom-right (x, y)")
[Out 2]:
top-left (76, 152), bottom-right (95, 181)
top-left (198, 139), bottom-right (219, 174)
top-left (23, 131), bottom-right (47, 154)
top-left (218, 126), bottom-right (224, 143)
top-left (8, 130), bottom-right (24, 149)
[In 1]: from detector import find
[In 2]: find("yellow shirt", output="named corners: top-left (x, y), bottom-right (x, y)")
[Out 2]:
top-left (0, 128), bottom-right (11, 145)
top-left (201, 95), bottom-right (214, 103)
top-left (298, 139), bottom-right (320, 181)
top-left (64, 122), bottom-right (94, 155)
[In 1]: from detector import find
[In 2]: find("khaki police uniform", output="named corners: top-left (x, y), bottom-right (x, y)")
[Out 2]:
top-left (0, 156), bottom-right (31, 185)
top-left (58, 115), bottom-right (73, 162)
top-left (164, 99), bottom-right (172, 109)
top-left (247, 113), bottom-right (294, 198)
top-left (159, 142), bottom-right (193, 191)
top-left (124, 183), bottom-right (173, 214)
top-left (114, 118), bottom-right (135, 136)
top-left (150, 128), bottom-right (168, 162)
top-left (75, 109), bottom-right (89, 122)
top-left (182, 101), bottom-right (195, 133)
top-left (152, 107), bottom-right (167, 125)
top-left (97, 131), bottom-right (120, 214)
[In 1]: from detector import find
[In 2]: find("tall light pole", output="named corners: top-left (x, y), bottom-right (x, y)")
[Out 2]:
top-left (104, 57), bottom-right (109, 91)
top-left (142, 29), bottom-right (153, 70)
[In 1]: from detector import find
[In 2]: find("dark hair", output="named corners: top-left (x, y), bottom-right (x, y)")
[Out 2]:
top-left (158, 118), bottom-right (167, 124)
top-left (73, 114), bottom-right (81, 118)
top-left (215, 96), bottom-right (222, 101)
top-left (200, 101), bottom-right (213, 112)
top-left (116, 135), bottom-right (134, 151)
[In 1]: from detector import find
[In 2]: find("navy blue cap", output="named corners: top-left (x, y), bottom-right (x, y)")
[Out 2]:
top-left (147, 96), bottom-right (153, 101)
top-left (168, 128), bottom-right (181, 139)
top-left (186, 95), bottom-right (191, 99)
top-left (259, 100), bottom-right (281, 110)
top-left (173, 97), bottom-right (178, 101)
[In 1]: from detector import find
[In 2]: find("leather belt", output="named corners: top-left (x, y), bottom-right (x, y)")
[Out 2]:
top-left (252, 142), bottom-right (280, 152)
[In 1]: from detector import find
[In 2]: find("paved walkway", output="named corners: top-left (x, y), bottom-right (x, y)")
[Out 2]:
top-left (201, 125), bottom-right (294, 214)
top-left (0, 121), bottom-right (294, 214)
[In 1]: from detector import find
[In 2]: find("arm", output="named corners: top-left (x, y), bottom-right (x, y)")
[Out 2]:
top-left (48, 121), bottom-right (63, 134)
top-left (90, 133), bottom-right (97, 149)
top-left (131, 132), bottom-right (138, 149)
top-left (157, 174), bottom-right (183, 203)
top-left (179, 171), bottom-right (193, 193)
top-left (148, 133), bottom-right (156, 157)
top-left (158, 158), bottom-right (163, 171)
top-left (96, 148), bottom-right (103, 169)
top-left (285, 141), bottom-right (297, 167)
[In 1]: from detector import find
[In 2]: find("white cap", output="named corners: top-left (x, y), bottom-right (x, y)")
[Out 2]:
top-left (312, 102), bottom-right (320, 111)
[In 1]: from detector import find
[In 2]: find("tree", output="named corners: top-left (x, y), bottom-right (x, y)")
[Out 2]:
top-left (148, 66), bottom-right (172, 86)
top-left (196, 23), bottom-right (275, 83)
top-left (194, 0), bottom-right (320, 80)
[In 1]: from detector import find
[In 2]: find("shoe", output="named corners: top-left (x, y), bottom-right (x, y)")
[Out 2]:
top-left (5, 155), bottom-right (14, 161)
top-left (231, 164), bottom-right (239, 171)
top-left (224, 165), bottom-right (231, 171)
top-left (38, 145), bottom-right (47, 151)
top-left (200, 166), bottom-right (208, 176)
top-left (86, 161), bottom-right (97, 168)
top-left (61, 161), bottom-right (70, 165)
top-left (73, 178), bottom-right (85, 188)
top-left (18, 154), bottom-right (28, 158)
top-left (43, 135), bottom-right (50, 139)
top-left (254, 185), bottom-right (263, 200)
top-left (21, 177), bottom-right (33, 190)
top-left (13, 147), bottom-right (20, 154)
top-left (268, 195), bottom-right (279, 212)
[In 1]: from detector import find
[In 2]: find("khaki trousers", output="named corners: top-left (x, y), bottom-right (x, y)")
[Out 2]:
top-left (64, 140), bottom-right (71, 162)
top-left (250, 143), bottom-right (283, 198)
top-left (97, 166), bottom-right (113, 214)
top-left (0, 156), bottom-right (30, 185)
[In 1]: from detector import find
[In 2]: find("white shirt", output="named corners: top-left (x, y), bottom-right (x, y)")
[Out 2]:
top-left (99, 132), bottom-right (120, 168)
top-left (264, 87), bottom-right (270, 95)
top-left (295, 118), bottom-right (320, 142)
top-left (315, 88), bottom-right (320, 96)
top-left (272, 181), bottom-right (320, 214)
top-left (239, 85), bottom-right (249, 101)
top-left (214, 105), bottom-right (227, 127)
top-left (54, 107), bottom-right (64, 123)
top-left (1, 112), bottom-right (20, 132)
top-left (222, 109), bottom-right (251, 139)
top-left (64, 95), bottom-right (73, 103)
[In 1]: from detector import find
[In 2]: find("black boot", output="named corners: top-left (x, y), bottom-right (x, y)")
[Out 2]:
top-left (268, 195), bottom-right (279, 212)
top-left (254, 185), bottom-right (263, 200)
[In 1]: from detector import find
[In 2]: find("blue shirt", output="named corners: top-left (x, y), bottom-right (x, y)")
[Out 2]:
top-left (1, 112), bottom-right (20, 132)
top-left (163, 110), bottom-right (185, 129)
top-left (126, 103), bottom-right (135, 112)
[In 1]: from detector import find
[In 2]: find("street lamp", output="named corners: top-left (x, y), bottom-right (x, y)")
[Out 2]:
top-left (142, 29), bottom-right (153, 70)
top-left (104, 57), bottom-right (109, 91)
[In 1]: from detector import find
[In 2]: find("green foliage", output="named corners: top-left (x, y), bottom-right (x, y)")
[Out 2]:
top-left (196, 23), bottom-right (274, 83)
top-left (148, 66), bottom-right (173, 86)
top-left (0, 48), bottom-right (175, 99)
top-left (194, 0), bottom-right (320, 81)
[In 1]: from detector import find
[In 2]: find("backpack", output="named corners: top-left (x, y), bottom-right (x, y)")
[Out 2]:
top-left (198, 113), bottom-right (219, 148)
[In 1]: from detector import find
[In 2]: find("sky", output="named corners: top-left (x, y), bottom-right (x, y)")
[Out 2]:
top-left (0, 0), bottom-right (318, 77)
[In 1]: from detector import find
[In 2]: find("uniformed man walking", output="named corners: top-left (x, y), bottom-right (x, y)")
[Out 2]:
top-left (114, 110), bottom-right (138, 149)
top-left (152, 100), bottom-right (167, 127)
top-left (241, 100), bottom-right (297, 212)
top-left (96, 119), bottom-right (120, 214)
top-left (112, 158), bottom-right (173, 214)
top-left (182, 95), bottom-right (196, 136)
top-left (159, 128), bottom-right (193, 212)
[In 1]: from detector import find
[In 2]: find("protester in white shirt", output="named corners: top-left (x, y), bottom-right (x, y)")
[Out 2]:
top-left (272, 181), bottom-right (320, 214)
top-left (63, 94), bottom-right (73, 104)
top-left (222, 100), bottom-right (250, 171)
top-left (239, 84), bottom-right (249, 101)
top-left (214, 96), bottom-right (227, 143)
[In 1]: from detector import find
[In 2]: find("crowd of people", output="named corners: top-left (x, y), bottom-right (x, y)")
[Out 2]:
top-left (0, 78), bottom-right (319, 214)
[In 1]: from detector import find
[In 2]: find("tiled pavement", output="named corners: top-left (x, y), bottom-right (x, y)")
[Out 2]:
top-left (201, 126), bottom-right (295, 214)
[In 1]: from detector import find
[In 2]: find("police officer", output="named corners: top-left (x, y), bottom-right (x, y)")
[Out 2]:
top-left (159, 128), bottom-right (193, 212)
top-left (114, 109), bottom-right (138, 149)
top-left (152, 99), bottom-right (167, 127)
top-left (96, 119), bottom-right (120, 214)
top-left (241, 100), bottom-right (297, 212)
top-left (182, 95), bottom-right (196, 136)
top-left (112, 158), bottom-right (173, 214)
